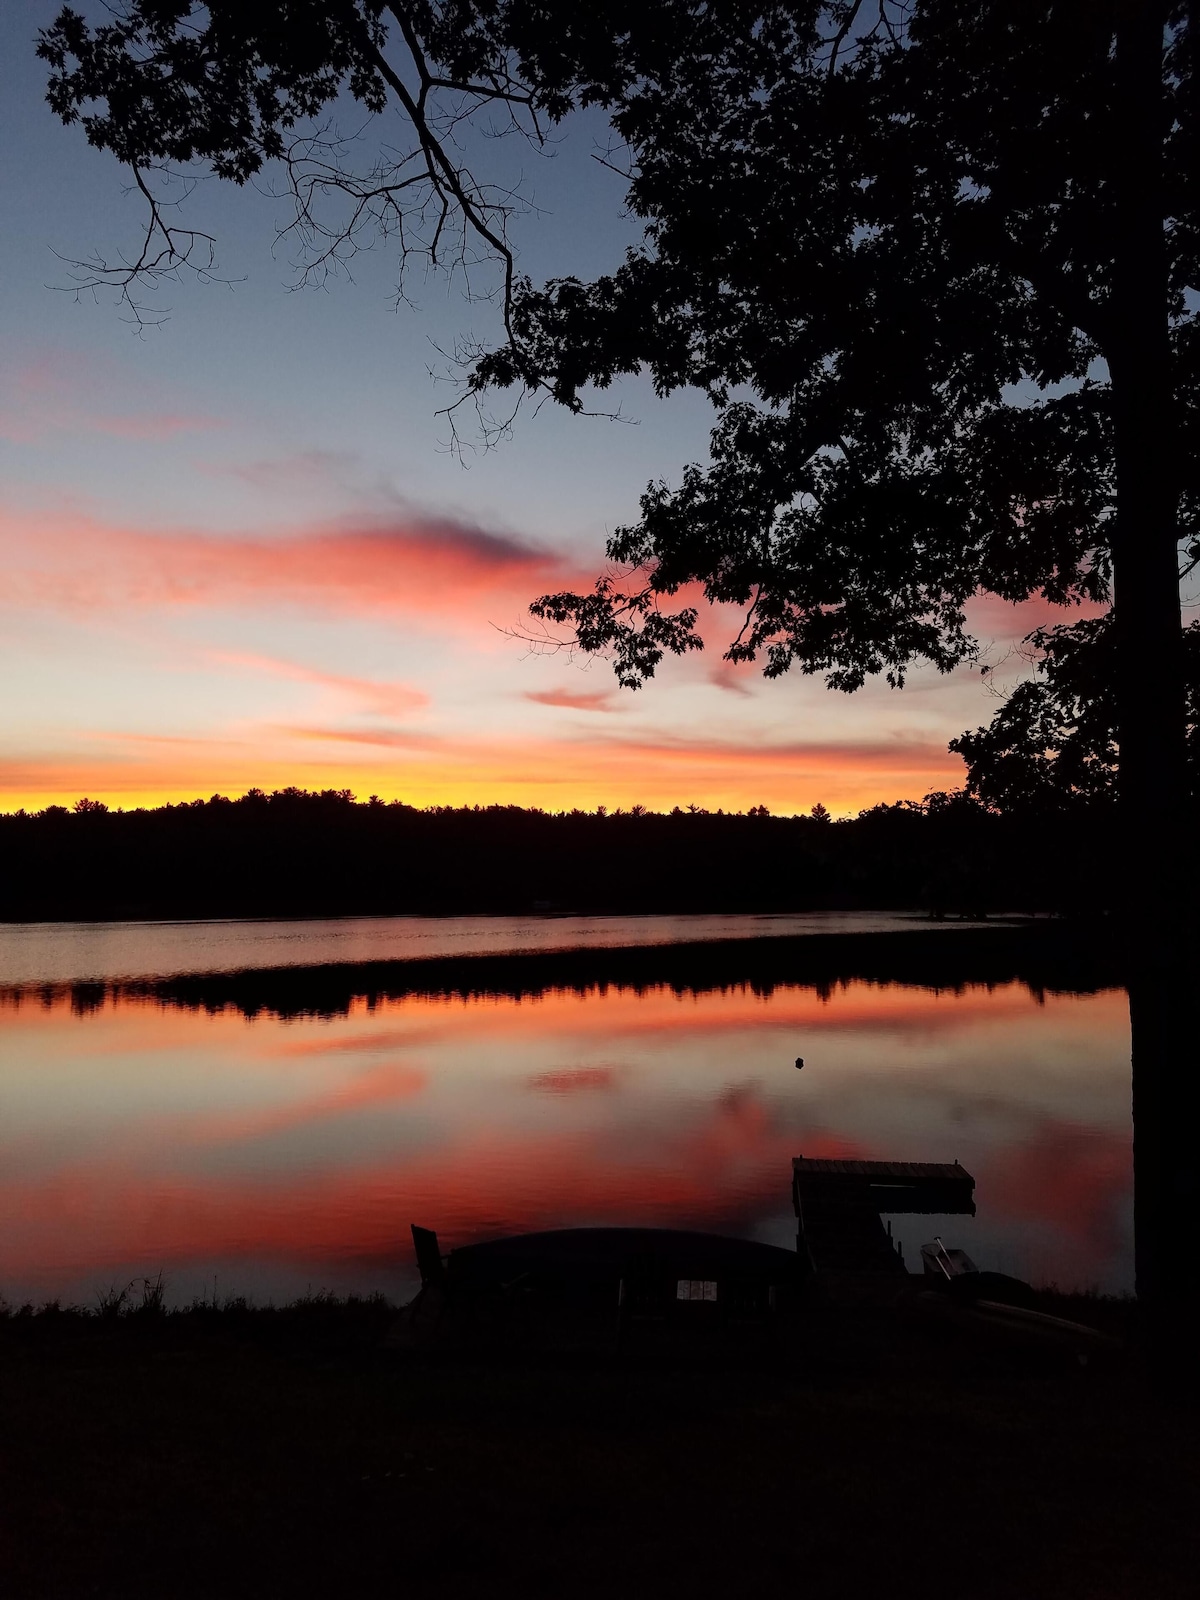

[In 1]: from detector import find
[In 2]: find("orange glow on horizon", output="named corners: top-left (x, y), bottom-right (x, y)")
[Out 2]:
top-left (0, 499), bottom-right (1003, 818)
top-left (0, 736), bottom-right (966, 818)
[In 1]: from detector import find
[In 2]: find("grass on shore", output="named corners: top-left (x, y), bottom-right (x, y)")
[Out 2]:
top-left (1, 1288), bottom-right (1194, 1600)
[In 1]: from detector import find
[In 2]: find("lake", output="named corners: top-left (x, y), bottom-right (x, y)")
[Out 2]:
top-left (0, 908), bottom-right (986, 987)
top-left (0, 913), bottom-right (1131, 1308)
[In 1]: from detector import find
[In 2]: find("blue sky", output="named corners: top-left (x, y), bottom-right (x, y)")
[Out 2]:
top-left (0, 1), bottom-right (1056, 814)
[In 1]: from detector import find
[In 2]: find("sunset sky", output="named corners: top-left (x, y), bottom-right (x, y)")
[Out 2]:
top-left (1, 1), bottom-right (1074, 817)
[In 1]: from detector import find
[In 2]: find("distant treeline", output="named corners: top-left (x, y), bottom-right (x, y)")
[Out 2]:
top-left (0, 787), bottom-right (1118, 921)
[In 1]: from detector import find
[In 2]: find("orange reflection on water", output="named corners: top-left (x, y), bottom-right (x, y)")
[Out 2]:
top-left (0, 980), bottom-right (1131, 1304)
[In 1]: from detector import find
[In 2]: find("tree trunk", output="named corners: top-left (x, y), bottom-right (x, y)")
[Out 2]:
top-left (1111, 3), bottom-right (1197, 1344)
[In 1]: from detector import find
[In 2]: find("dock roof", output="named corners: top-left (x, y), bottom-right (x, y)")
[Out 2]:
top-left (792, 1156), bottom-right (976, 1218)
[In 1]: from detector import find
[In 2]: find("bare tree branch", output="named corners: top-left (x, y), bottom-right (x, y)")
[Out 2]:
top-left (52, 164), bottom-right (230, 330)
top-left (51, 2), bottom-right (548, 359)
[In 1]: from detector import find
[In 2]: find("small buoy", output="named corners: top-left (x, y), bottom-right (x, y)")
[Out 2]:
top-left (794, 1057), bottom-right (804, 1070)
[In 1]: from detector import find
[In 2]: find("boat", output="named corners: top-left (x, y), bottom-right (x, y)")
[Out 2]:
top-left (920, 1237), bottom-right (978, 1280)
top-left (393, 1149), bottom-right (1118, 1362)
top-left (394, 1224), bottom-right (809, 1352)
top-left (914, 1235), bottom-right (1118, 1360)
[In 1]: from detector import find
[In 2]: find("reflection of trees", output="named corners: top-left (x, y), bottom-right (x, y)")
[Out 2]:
top-left (0, 927), bottom-right (1119, 1022)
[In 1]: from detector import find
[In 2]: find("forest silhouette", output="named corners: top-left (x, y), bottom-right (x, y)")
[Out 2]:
top-left (1, 786), bottom-right (1118, 923)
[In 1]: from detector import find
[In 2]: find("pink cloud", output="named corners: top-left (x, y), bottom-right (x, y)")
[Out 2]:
top-left (965, 591), bottom-right (1108, 647)
top-left (688, 592), bottom-right (1108, 682)
top-left (524, 688), bottom-right (621, 712)
top-left (0, 356), bottom-right (220, 444)
top-left (582, 729), bottom-right (960, 774)
top-left (0, 506), bottom-right (575, 626)
top-left (207, 450), bottom-right (360, 491)
top-left (280, 725), bottom-right (443, 750)
top-left (92, 413), bottom-right (221, 441)
top-left (210, 651), bottom-right (428, 715)
top-left (707, 662), bottom-right (756, 697)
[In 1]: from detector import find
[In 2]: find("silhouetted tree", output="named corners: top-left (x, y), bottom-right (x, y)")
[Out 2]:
top-left (953, 619), bottom-right (1200, 815)
top-left (489, 2), bottom-right (1196, 1332)
top-left (38, 1), bottom-right (527, 342)
top-left (38, 2), bottom-right (1198, 1322)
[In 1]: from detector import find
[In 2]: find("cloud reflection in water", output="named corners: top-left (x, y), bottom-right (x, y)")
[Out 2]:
top-left (0, 979), bottom-right (1130, 1306)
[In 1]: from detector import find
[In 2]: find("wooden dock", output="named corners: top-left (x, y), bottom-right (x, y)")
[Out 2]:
top-left (792, 1157), bottom-right (975, 1277)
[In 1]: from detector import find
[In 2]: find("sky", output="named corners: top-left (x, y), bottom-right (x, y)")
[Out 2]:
top-left (0, 2), bottom-right (1073, 817)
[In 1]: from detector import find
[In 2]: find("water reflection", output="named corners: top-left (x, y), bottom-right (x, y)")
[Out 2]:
top-left (0, 909), bottom-right (993, 987)
top-left (0, 977), bottom-right (1130, 1307)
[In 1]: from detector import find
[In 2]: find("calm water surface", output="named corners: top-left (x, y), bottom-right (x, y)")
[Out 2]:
top-left (0, 915), bottom-right (1130, 1306)
top-left (0, 909), bottom-right (985, 986)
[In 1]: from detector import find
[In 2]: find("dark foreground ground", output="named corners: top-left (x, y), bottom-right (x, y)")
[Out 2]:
top-left (1, 1293), bottom-right (1196, 1599)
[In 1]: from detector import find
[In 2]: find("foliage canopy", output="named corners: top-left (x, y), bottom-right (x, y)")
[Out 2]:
top-left (953, 618), bottom-right (1200, 812)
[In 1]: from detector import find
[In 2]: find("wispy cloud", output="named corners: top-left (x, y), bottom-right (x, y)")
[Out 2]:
top-left (964, 592), bottom-right (1109, 660)
top-left (0, 495), bottom-right (976, 816)
top-left (579, 728), bottom-right (957, 773)
top-left (280, 725), bottom-right (443, 751)
top-left (91, 414), bottom-right (222, 442)
top-left (202, 450), bottom-right (362, 493)
top-left (0, 506), bottom-right (575, 625)
top-left (707, 662), bottom-right (755, 697)
top-left (209, 651), bottom-right (429, 715)
top-left (524, 688), bottom-right (621, 713)
top-left (0, 356), bottom-right (221, 444)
